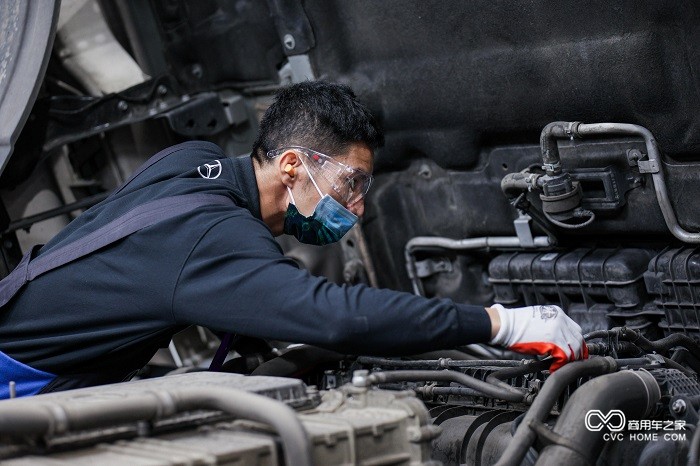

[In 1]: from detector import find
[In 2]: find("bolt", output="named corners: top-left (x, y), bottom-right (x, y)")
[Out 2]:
top-left (157, 84), bottom-right (168, 96)
top-left (672, 399), bottom-right (687, 414)
top-left (117, 101), bottom-right (128, 112)
top-left (352, 369), bottom-right (369, 388)
top-left (191, 64), bottom-right (203, 79)
top-left (283, 34), bottom-right (295, 50)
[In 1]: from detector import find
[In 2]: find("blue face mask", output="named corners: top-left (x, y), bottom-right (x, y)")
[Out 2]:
top-left (283, 172), bottom-right (358, 245)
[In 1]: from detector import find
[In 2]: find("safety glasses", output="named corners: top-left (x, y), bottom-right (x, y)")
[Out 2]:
top-left (267, 146), bottom-right (373, 205)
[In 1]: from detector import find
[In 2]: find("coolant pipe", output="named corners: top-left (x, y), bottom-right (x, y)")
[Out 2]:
top-left (619, 327), bottom-right (700, 359)
top-left (541, 121), bottom-right (700, 243)
top-left (0, 386), bottom-right (314, 466)
top-left (587, 327), bottom-right (700, 361)
top-left (494, 356), bottom-right (618, 466)
top-left (404, 236), bottom-right (552, 296)
top-left (535, 370), bottom-right (661, 466)
top-left (539, 121), bottom-right (577, 176)
top-left (364, 369), bottom-right (528, 403)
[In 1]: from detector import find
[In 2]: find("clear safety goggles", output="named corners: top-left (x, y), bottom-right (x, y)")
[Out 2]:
top-left (267, 146), bottom-right (373, 205)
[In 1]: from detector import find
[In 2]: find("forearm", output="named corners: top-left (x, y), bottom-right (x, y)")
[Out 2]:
top-left (485, 306), bottom-right (501, 340)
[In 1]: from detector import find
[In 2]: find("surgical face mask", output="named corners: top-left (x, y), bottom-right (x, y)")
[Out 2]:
top-left (283, 167), bottom-right (358, 245)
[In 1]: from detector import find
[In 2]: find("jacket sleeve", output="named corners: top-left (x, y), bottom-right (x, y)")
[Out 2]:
top-left (172, 214), bottom-right (492, 355)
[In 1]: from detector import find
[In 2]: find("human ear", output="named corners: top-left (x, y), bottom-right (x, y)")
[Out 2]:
top-left (279, 150), bottom-right (302, 186)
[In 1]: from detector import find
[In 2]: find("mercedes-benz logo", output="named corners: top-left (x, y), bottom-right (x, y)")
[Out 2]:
top-left (197, 160), bottom-right (222, 179)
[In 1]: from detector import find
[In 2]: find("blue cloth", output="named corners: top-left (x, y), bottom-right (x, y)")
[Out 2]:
top-left (0, 350), bottom-right (54, 398)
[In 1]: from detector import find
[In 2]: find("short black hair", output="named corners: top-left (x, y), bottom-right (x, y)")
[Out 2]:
top-left (252, 81), bottom-right (383, 163)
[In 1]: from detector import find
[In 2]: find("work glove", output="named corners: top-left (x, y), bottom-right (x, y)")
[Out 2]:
top-left (489, 304), bottom-right (588, 371)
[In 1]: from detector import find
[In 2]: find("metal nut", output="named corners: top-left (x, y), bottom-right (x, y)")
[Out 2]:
top-left (671, 399), bottom-right (687, 414)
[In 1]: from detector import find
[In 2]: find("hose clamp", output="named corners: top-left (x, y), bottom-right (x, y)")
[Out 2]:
top-left (565, 121), bottom-right (581, 140)
top-left (542, 162), bottom-right (561, 173)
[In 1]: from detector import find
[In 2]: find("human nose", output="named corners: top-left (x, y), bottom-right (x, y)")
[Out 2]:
top-left (348, 198), bottom-right (365, 217)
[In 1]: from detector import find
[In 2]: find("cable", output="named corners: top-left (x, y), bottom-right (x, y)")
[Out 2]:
top-left (543, 209), bottom-right (595, 229)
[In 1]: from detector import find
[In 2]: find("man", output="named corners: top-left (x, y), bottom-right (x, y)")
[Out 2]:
top-left (0, 81), bottom-right (586, 397)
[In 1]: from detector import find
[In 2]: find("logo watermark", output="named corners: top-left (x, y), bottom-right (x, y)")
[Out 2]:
top-left (584, 410), bottom-right (687, 442)
top-left (584, 409), bottom-right (626, 432)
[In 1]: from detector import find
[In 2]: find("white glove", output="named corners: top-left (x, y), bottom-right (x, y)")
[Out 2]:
top-left (489, 304), bottom-right (588, 371)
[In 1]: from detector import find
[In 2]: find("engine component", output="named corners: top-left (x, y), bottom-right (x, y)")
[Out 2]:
top-left (645, 248), bottom-right (700, 340)
top-left (0, 372), bottom-right (437, 465)
top-left (535, 369), bottom-right (661, 466)
top-left (528, 121), bottom-right (700, 242)
top-left (489, 248), bottom-right (656, 335)
top-left (405, 235), bottom-right (552, 296)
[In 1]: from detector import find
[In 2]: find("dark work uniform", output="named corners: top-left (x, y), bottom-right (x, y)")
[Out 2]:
top-left (0, 141), bottom-right (491, 396)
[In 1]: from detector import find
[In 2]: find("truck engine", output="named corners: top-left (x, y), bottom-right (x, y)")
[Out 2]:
top-left (1, 1), bottom-right (700, 464)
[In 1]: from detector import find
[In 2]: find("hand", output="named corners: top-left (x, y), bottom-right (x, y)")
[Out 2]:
top-left (487, 304), bottom-right (588, 371)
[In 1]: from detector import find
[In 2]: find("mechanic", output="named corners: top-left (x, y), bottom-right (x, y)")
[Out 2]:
top-left (0, 81), bottom-right (587, 398)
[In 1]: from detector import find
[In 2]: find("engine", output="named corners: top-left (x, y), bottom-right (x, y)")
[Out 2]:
top-left (2, 1), bottom-right (700, 465)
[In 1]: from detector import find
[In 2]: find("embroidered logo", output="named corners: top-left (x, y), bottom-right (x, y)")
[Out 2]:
top-left (197, 160), bottom-right (222, 179)
top-left (537, 305), bottom-right (559, 321)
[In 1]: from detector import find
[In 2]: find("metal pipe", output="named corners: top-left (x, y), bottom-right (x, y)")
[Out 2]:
top-left (0, 386), bottom-right (313, 466)
top-left (535, 370), bottom-right (661, 466)
top-left (494, 356), bottom-right (618, 466)
top-left (546, 122), bottom-right (700, 243)
top-left (404, 235), bottom-right (552, 295)
top-left (366, 369), bottom-right (527, 403)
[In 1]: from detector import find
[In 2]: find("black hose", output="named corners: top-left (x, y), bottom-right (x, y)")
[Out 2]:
top-left (583, 330), bottom-right (612, 340)
top-left (494, 357), bottom-right (618, 466)
top-left (357, 356), bottom-right (522, 369)
top-left (486, 359), bottom-right (553, 391)
top-left (0, 387), bottom-right (313, 466)
top-left (511, 412), bottom-right (538, 466)
top-left (586, 327), bottom-right (700, 361)
top-left (501, 171), bottom-right (540, 197)
top-left (621, 328), bottom-right (700, 358)
top-left (539, 121), bottom-right (576, 175)
top-left (423, 386), bottom-right (497, 398)
top-left (671, 348), bottom-right (700, 374)
top-left (367, 369), bottom-right (527, 403)
top-left (536, 370), bottom-right (661, 466)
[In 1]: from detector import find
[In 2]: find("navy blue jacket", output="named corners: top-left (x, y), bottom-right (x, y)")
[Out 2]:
top-left (0, 141), bottom-right (491, 395)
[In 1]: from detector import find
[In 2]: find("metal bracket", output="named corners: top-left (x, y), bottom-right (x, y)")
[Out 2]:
top-left (414, 258), bottom-right (453, 279)
top-left (44, 77), bottom-right (235, 150)
top-left (637, 159), bottom-right (660, 174)
top-left (627, 148), bottom-right (659, 173)
top-left (514, 213), bottom-right (535, 248)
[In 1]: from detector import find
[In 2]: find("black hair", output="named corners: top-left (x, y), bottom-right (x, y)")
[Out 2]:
top-left (252, 81), bottom-right (383, 163)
